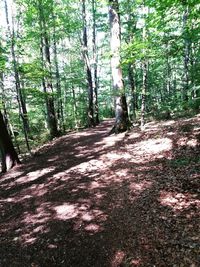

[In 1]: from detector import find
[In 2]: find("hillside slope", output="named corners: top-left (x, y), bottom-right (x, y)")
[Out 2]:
top-left (0, 117), bottom-right (200, 266)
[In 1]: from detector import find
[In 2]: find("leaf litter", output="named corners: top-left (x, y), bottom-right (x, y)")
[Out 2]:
top-left (0, 116), bottom-right (199, 266)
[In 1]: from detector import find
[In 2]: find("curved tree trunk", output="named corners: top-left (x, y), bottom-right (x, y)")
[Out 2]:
top-left (0, 111), bottom-right (20, 173)
top-left (109, 0), bottom-right (129, 133)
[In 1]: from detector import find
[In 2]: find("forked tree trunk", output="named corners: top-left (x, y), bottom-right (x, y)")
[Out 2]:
top-left (109, 0), bottom-right (129, 133)
top-left (0, 111), bottom-right (20, 173)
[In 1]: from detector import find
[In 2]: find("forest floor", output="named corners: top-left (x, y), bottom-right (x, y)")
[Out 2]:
top-left (0, 116), bottom-right (200, 267)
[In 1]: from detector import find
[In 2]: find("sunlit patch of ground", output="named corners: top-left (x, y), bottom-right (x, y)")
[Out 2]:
top-left (0, 118), bottom-right (200, 266)
top-left (159, 191), bottom-right (200, 212)
top-left (127, 137), bottom-right (172, 155)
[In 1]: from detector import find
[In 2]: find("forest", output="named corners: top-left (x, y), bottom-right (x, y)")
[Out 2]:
top-left (0, 0), bottom-right (200, 266)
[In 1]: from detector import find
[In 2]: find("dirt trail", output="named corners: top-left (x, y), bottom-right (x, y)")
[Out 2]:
top-left (0, 117), bottom-right (200, 267)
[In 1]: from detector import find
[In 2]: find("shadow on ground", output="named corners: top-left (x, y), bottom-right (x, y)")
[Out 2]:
top-left (0, 118), bottom-right (199, 266)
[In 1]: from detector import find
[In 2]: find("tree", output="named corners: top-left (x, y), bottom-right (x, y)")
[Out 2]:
top-left (38, 0), bottom-right (59, 139)
top-left (4, 0), bottom-right (31, 151)
top-left (182, 4), bottom-right (190, 102)
top-left (141, 2), bottom-right (148, 129)
top-left (82, 0), bottom-right (95, 127)
top-left (0, 111), bottom-right (20, 173)
top-left (109, 0), bottom-right (129, 133)
top-left (92, 0), bottom-right (99, 124)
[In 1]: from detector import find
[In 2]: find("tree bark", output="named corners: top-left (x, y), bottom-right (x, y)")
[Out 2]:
top-left (182, 5), bottom-right (190, 102)
top-left (126, 0), bottom-right (137, 121)
top-left (0, 111), bottom-right (20, 173)
top-left (141, 61), bottom-right (148, 128)
top-left (38, 0), bottom-right (59, 139)
top-left (82, 0), bottom-right (95, 127)
top-left (128, 64), bottom-right (136, 121)
top-left (141, 2), bottom-right (148, 129)
top-left (72, 86), bottom-right (78, 129)
top-left (92, 0), bottom-right (99, 124)
top-left (109, 0), bottom-right (129, 133)
top-left (4, 0), bottom-right (31, 151)
top-left (52, 12), bottom-right (65, 132)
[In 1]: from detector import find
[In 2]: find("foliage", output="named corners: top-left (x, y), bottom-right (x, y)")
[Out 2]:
top-left (0, 0), bottom-right (200, 154)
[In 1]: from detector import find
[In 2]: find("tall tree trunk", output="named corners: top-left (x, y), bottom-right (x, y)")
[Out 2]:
top-left (128, 64), bottom-right (136, 121)
top-left (38, 0), bottom-right (59, 139)
top-left (190, 41), bottom-right (196, 98)
top-left (0, 73), bottom-right (20, 153)
top-left (82, 0), bottom-right (95, 127)
top-left (52, 12), bottom-right (65, 132)
top-left (92, 0), bottom-right (99, 124)
top-left (182, 5), bottom-right (190, 102)
top-left (0, 111), bottom-right (20, 173)
top-left (0, 73), bottom-right (9, 130)
top-left (4, 0), bottom-right (31, 151)
top-left (126, 0), bottom-right (136, 121)
top-left (141, 61), bottom-right (148, 128)
top-left (141, 2), bottom-right (148, 129)
top-left (109, 0), bottom-right (129, 133)
top-left (72, 86), bottom-right (78, 129)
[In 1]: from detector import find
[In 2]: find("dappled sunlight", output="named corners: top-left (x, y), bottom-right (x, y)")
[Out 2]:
top-left (143, 124), bottom-right (160, 132)
top-left (129, 181), bottom-right (152, 195)
top-left (166, 131), bottom-right (175, 136)
top-left (136, 138), bottom-right (172, 154)
top-left (177, 137), bottom-right (198, 147)
top-left (159, 191), bottom-right (200, 213)
top-left (25, 183), bottom-right (48, 198)
top-left (84, 223), bottom-right (102, 233)
top-left (20, 202), bottom-right (52, 244)
top-left (52, 170), bottom-right (71, 181)
top-left (111, 250), bottom-right (126, 267)
top-left (193, 126), bottom-right (200, 131)
top-left (0, 169), bottom-right (23, 188)
top-left (96, 132), bottom-right (126, 148)
top-left (126, 132), bottom-right (142, 140)
top-left (115, 169), bottom-right (129, 177)
top-left (0, 119), bottom-right (200, 266)
top-left (143, 120), bottom-right (176, 133)
top-left (159, 120), bottom-right (176, 126)
top-left (69, 159), bottom-right (105, 174)
top-left (17, 167), bottom-right (55, 184)
top-left (106, 152), bottom-right (131, 160)
top-left (54, 202), bottom-right (107, 234)
top-left (54, 203), bottom-right (78, 220)
top-left (187, 139), bottom-right (198, 147)
top-left (89, 180), bottom-right (106, 190)
top-left (127, 138), bottom-right (172, 157)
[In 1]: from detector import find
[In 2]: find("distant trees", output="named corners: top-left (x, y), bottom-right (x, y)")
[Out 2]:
top-left (0, 111), bottom-right (20, 173)
top-left (38, 0), bottom-right (59, 139)
top-left (1, 0), bottom-right (200, 172)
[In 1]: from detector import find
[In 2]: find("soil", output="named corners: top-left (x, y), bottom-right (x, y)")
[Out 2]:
top-left (0, 117), bottom-right (200, 267)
